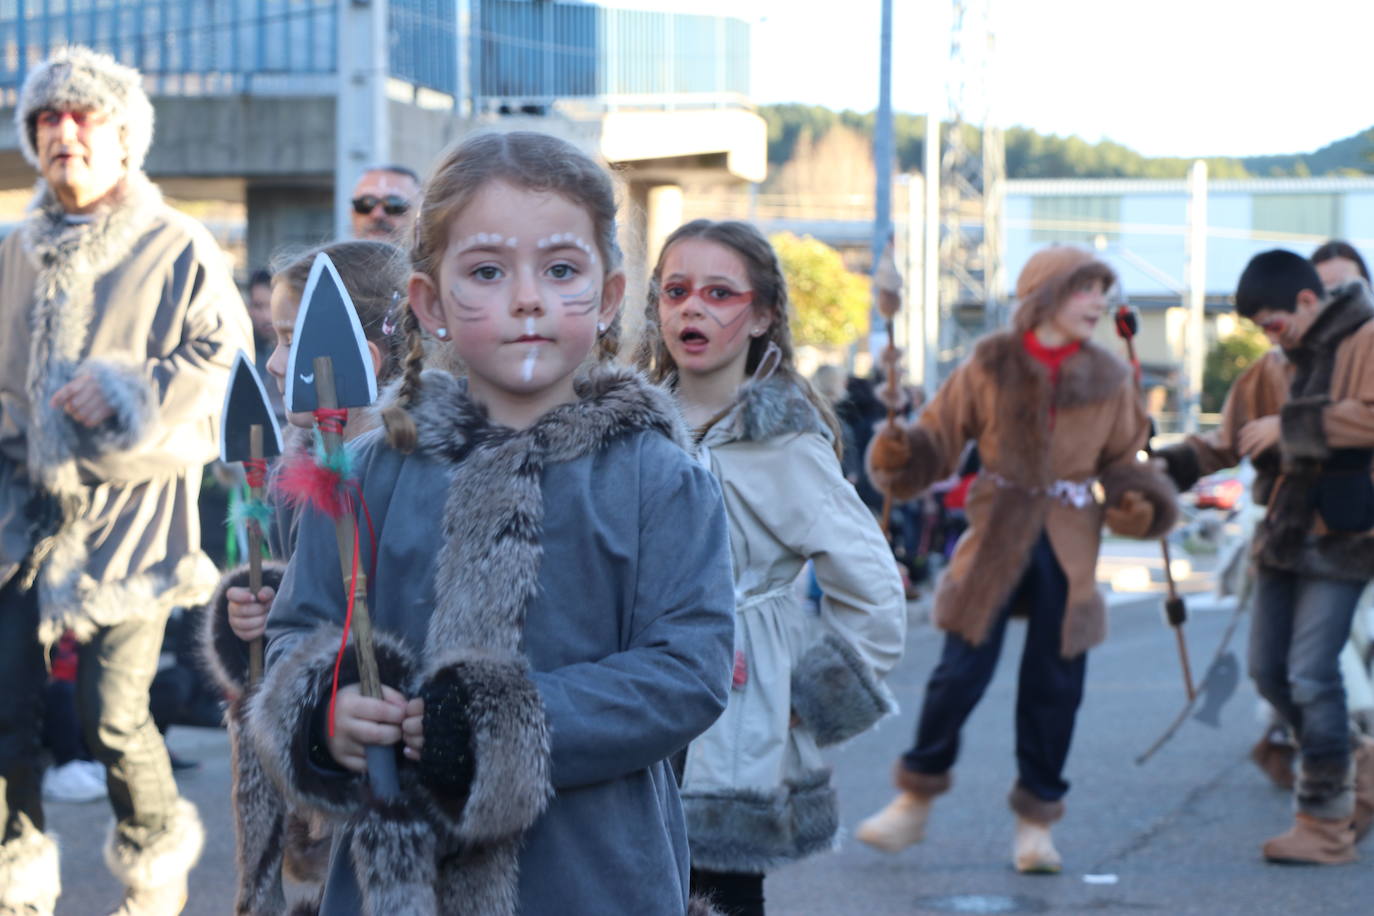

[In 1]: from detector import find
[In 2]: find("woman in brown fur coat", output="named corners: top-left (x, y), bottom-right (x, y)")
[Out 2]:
top-left (854, 245), bottom-right (1178, 872)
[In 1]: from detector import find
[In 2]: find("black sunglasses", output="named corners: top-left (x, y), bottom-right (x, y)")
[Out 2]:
top-left (351, 194), bottom-right (410, 217)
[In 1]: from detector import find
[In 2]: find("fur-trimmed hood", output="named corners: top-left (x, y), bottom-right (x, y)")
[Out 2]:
top-left (698, 371), bottom-right (832, 449)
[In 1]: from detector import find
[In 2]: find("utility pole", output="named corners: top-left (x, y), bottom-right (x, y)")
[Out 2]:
top-left (870, 0), bottom-right (895, 367)
top-left (921, 117), bottom-right (941, 390)
top-left (335, 0), bottom-right (390, 239)
top-left (1184, 159), bottom-right (1208, 433)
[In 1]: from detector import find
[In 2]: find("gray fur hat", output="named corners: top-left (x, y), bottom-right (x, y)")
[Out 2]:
top-left (16, 45), bottom-right (154, 174)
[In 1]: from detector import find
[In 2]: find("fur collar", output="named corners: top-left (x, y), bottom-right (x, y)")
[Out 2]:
top-left (1286, 280), bottom-right (1374, 372)
top-left (975, 329), bottom-right (1129, 410)
top-left (406, 366), bottom-right (688, 662)
top-left (21, 173), bottom-right (163, 274)
top-left (701, 372), bottom-right (831, 447)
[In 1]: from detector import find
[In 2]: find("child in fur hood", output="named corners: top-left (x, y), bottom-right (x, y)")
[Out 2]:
top-left (244, 131), bottom-right (736, 916)
top-left (856, 245), bottom-right (1179, 873)
top-left (201, 240), bottom-right (411, 915)
top-left (636, 219), bottom-right (909, 916)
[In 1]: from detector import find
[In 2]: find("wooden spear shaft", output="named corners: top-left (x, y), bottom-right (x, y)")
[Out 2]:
top-left (312, 356), bottom-right (383, 704)
top-left (247, 424), bottom-right (264, 685)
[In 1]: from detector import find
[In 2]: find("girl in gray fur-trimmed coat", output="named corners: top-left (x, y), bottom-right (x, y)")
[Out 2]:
top-left (201, 240), bottom-right (410, 915)
top-left (636, 220), bottom-right (908, 916)
top-left (245, 131), bottom-right (736, 916)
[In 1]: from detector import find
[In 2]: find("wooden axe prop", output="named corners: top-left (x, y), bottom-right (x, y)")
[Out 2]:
top-left (219, 352), bottom-right (284, 684)
top-left (1113, 304), bottom-right (1196, 701)
top-left (284, 253), bottom-right (399, 800)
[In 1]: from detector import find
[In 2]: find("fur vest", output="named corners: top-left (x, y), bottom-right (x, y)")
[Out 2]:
top-left (248, 367), bottom-right (736, 915)
top-left (0, 174), bottom-right (249, 641)
top-left (681, 372), bottom-right (907, 872)
top-left (872, 331), bottom-right (1178, 657)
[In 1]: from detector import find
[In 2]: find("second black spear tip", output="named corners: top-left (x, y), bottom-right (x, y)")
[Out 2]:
top-left (1165, 594), bottom-right (1188, 628)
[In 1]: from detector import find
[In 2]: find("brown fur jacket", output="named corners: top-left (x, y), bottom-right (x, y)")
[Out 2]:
top-left (1158, 281), bottom-right (1374, 580)
top-left (870, 331), bottom-right (1177, 657)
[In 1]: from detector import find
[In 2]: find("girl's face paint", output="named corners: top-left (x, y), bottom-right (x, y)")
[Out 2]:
top-left (656, 237), bottom-right (763, 382)
top-left (266, 281), bottom-right (316, 429)
top-left (418, 180), bottom-right (623, 426)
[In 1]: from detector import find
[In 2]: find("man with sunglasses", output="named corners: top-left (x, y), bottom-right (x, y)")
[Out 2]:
top-left (0, 47), bottom-right (250, 915)
top-left (349, 163), bottom-right (420, 240)
top-left (1156, 250), bottom-right (1374, 866)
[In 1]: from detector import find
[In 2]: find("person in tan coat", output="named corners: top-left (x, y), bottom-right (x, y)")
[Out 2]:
top-left (1156, 249), bottom-right (1374, 865)
top-left (855, 245), bottom-right (1178, 872)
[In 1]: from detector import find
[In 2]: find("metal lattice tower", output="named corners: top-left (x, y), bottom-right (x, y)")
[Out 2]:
top-left (938, 0), bottom-right (1006, 356)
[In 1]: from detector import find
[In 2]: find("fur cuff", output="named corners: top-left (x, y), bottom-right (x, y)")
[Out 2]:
top-left (1297, 755), bottom-right (1355, 820)
top-left (1154, 442), bottom-right (1203, 493)
top-left (1100, 457), bottom-right (1179, 539)
top-left (683, 768), bottom-right (838, 872)
top-left (418, 651), bottom-right (551, 844)
top-left (1281, 396), bottom-right (1332, 465)
top-left (348, 797), bottom-right (438, 916)
top-left (689, 895), bottom-right (728, 916)
top-left (0, 829), bottom-right (60, 910)
top-left (78, 356), bottom-right (158, 454)
top-left (791, 634), bottom-right (893, 747)
top-left (246, 625), bottom-right (415, 820)
top-left (200, 561), bottom-right (288, 698)
top-left (1008, 784), bottom-right (1064, 826)
top-left (866, 425), bottom-right (942, 502)
top-left (104, 798), bottom-right (204, 892)
top-left (893, 763), bottom-right (952, 798)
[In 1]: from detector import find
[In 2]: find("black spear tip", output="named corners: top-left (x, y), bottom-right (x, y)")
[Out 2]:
top-left (1114, 304), bottom-right (1140, 339)
top-left (1165, 595), bottom-right (1187, 627)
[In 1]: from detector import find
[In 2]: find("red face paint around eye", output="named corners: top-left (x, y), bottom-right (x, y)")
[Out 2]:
top-left (661, 282), bottom-right (754, 309)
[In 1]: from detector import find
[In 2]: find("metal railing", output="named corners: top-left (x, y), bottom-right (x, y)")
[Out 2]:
top-left (0, 1), bottom-right (749, 110)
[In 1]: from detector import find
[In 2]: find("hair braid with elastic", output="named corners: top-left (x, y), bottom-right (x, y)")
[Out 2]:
top-left (382, 301), bottom-right (425, 452)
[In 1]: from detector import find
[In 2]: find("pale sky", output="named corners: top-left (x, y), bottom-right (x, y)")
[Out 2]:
top-left (615, 0), bottom-right (1374, 160)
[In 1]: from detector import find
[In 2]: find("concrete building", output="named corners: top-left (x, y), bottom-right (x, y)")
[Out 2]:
top-left (0, 0), bottom-right (766, 302)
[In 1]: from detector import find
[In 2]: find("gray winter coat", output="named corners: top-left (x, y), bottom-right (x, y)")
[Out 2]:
top-left (247, 368), bottom-right (736, 915)
top-left (0, 175), bottom-right (251, 642)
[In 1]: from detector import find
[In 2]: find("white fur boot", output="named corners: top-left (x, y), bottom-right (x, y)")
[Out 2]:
top-left (104, 798), bottom-right (204, 916)
top-left (0, 829), bottom-right (60, 916)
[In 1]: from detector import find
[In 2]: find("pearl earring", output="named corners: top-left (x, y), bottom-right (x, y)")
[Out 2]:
top-left (750, 328), bottom-right (765, 338)
top-left (436, 327), bottom-right (449, 340)
top-left (597, 322), bottom-right (607, 333)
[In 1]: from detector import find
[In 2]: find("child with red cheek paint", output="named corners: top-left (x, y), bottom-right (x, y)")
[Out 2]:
top-left (638, 219), bottom-right (908, 915)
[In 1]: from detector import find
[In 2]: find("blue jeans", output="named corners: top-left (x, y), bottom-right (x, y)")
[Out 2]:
top-left (1249, 569), bottom-right (1363, 766)
top-left (901, 534), bottom-right (1086, 804)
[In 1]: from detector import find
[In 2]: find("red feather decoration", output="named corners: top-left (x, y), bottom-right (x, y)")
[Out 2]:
top-left (275, 445), bottom-right (351, 520)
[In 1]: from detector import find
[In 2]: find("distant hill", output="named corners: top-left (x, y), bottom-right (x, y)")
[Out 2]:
top-left (758, 104), bottom-right (1374, 181)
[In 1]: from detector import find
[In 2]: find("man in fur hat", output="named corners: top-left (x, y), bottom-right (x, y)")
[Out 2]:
top-left (0, 46), bottom-right (250, 915)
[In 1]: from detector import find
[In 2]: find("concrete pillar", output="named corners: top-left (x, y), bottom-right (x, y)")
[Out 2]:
top-left (335, 0), bottom-right (391, 238)
top-left (246, 184), bottom-right (333, 274)
top-left (645, 183), bottom-right (685, 267)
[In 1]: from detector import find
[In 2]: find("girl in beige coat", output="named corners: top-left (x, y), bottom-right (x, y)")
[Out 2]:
top-left (638, 220), bottom-right (907, 916)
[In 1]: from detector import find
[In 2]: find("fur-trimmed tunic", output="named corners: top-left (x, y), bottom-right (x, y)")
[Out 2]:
top-left (248, 368), bottom-right (735, 915)
top-left (1158, 281), bottom-right (1374, 580)
top-left (0, 176), bottom-right (251, 642)
top-left (872, 331), bottom-right (1178, 658)
top-left (679, 373), bottom-right (907, 873)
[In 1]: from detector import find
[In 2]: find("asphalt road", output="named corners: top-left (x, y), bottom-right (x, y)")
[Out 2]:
top-left (45, 551), bottom-right (1372, 915)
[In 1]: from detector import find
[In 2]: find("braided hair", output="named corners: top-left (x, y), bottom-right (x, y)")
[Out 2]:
top-left (635, 219), bottom-right (844, 459)
top-left (383, 130), bottom-right (624, 452)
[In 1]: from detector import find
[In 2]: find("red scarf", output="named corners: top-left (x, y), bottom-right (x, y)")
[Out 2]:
top-left (1022, 330), bottom-right (1081, 385)
top-left (1022, 330), bottom-right (1081, 427)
